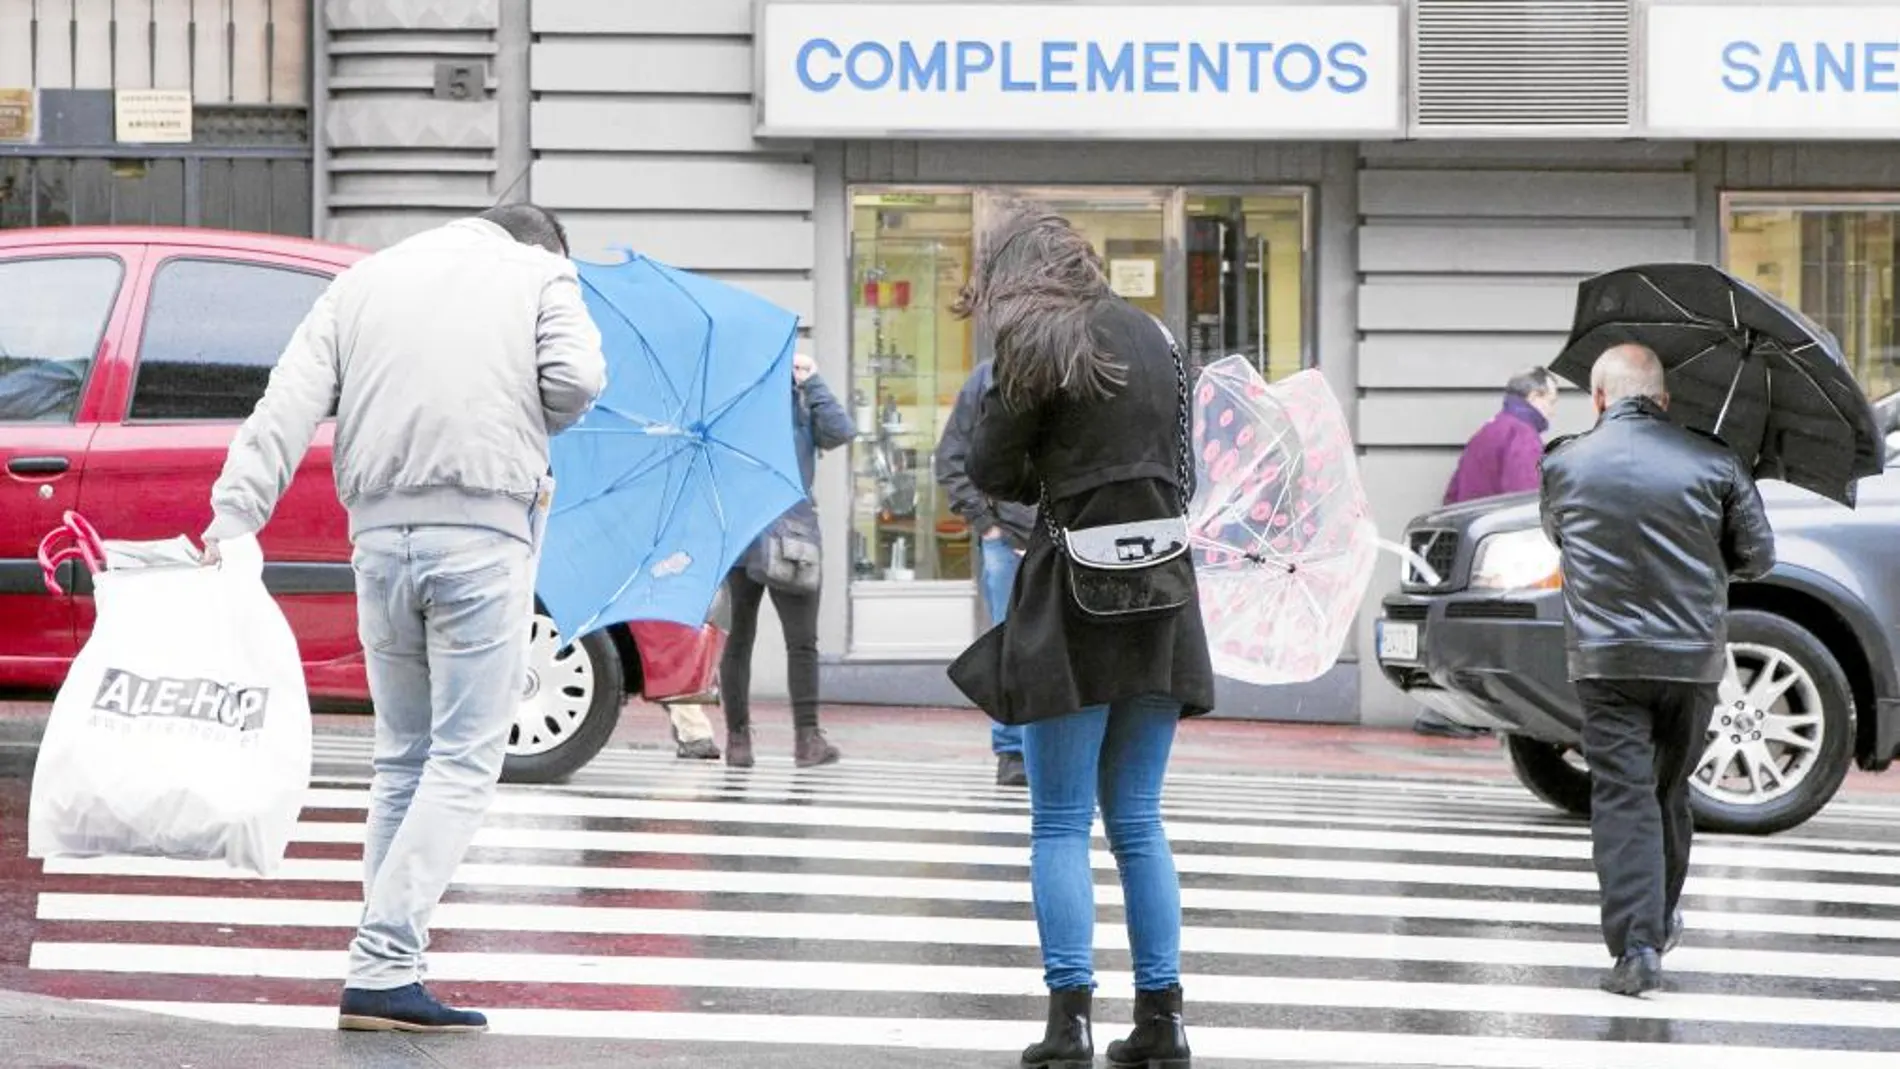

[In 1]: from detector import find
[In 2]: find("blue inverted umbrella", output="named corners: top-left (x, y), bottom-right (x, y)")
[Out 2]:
top-left (537, 251), bottom-right (805, 641)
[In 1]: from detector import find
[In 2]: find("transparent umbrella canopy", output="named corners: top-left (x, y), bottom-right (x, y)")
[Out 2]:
top-left (1188, 357), bottom-right (1380, 686)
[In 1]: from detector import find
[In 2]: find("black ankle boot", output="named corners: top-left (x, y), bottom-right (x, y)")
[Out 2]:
top-left (1021, 987), bottom-right (1092, 1069)
top-left (1106, 985), bottom-right (1190, 1068)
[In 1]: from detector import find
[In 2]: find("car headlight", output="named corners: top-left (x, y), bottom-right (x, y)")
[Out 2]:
top-left (1470, 528), bottom-right (1562, 592)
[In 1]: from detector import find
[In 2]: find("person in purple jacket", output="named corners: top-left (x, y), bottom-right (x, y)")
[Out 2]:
top-left (1415, 367), bottom-right (1560, 739)
top-left (1443, 367), bottom-right (1560, 505)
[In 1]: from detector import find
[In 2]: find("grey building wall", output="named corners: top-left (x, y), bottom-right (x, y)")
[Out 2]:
top-left (1352, 140), bottom-right (1700, 724)
top-left (316, 0), bottom-right (504, 247)
top-left (527, 0), bottom-right (816, 323)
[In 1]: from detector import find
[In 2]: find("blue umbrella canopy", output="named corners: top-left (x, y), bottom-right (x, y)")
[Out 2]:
top-left (537, 252), bottom-right (805, 641)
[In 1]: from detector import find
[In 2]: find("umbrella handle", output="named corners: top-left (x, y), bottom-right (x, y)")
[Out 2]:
top-left (1377, 538), bottom-right (1442, 588)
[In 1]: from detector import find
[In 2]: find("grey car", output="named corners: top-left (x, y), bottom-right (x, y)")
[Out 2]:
top-left (1376, 392), bottom-right (1900, 835)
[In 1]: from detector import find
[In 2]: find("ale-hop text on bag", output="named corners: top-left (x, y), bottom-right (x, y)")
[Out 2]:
top-left (92, 667), bottom-right (270, 731)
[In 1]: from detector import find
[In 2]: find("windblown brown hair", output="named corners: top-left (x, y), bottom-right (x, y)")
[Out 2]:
top-left (952, 201), bottom-right (1126, 410)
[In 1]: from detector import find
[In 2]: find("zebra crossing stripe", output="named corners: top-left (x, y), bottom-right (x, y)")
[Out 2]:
top-left (306, 765), bottom-right (1900, 858)
top-left (80, 1002), bottom-right (1900, 1068)
top-left (32, 921), bottom-right (1900, 985)
top-left (306, 769), bottom-right (1600, 838)
top-left (27, 941), bottom-right (1900, 1031)
top-left (279, 787), bottom-right (1900, 879)
top-left (51, 840), bottom-right (1900, 910)
top-left (277, 810), bottom-right (1900, 881)
top-left (44, 889), bottom-right (1900, 942)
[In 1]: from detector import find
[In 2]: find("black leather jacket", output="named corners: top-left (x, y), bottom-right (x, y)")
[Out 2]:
top-left (1539, 398), bottom-right (1776, 683)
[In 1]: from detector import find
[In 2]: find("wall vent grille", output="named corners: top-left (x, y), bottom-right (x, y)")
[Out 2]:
top-left (1413, 0), bottom-right (1632, 132)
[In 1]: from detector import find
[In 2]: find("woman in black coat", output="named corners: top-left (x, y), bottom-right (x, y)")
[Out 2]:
top-left (948, 203), bottom-right (1215, 1069)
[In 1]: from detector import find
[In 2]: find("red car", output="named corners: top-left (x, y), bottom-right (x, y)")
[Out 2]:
top-left (0, 226), bottom-right (726, 782)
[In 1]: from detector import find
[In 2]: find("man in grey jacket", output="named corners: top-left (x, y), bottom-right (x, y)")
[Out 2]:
top-left (202, 204), bottom-right (606, 1032)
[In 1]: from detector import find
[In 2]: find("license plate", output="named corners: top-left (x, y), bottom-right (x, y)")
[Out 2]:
top-left (1378, 620), bottom-right (1419, 663)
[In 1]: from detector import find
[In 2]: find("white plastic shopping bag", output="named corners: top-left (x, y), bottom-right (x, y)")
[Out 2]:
top-left (28, 513), bottom-right (313, 876)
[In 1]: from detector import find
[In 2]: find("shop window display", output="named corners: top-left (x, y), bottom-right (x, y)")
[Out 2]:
top-left (1186, 193), bottom-right (1307, 382)
top-left (1727, 199), bottom-right (1900, 400)
top-left (849, 191), bottom-right (977, 582)
top-left (846, 186), bottom-right (1311, 587)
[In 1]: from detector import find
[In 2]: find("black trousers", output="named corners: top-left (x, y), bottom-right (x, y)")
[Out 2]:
top-left (720, 569), bottom-right (821, 734)
top-left (1576, 678), bottom-right (1713, 958)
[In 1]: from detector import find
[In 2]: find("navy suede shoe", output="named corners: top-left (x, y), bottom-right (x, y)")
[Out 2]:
top-left (338, 983), bottom-right (487, 1032)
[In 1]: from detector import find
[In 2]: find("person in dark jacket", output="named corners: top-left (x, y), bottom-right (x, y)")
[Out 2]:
top-left (1444, 367), bottom-right (1559, 505)
top-left (949, 202), bottom-right (1214, 1069)
top-left (1539, 342), bottom-right (1775, 996)
top-left (936, 358), bottom-right (1038, 786)
top-left (720, 351), bottom-right (855, 769)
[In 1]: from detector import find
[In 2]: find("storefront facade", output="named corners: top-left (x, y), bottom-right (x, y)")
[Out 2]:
top-left (745, 0), bottom-right (1900, 722)
top-left (763, 2), bottom-right (1399, 716)
top-left (13, 0), bottom-right (1900, 723)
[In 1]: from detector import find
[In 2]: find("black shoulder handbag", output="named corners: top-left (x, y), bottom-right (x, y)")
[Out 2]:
top-left (1039, 317), bottom-right (1195, 622)
top-left (746, 497), bottom-right (822, 595)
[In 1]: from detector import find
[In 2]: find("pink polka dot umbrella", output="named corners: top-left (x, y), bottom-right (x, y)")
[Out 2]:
top-left (1189, 357), bottom-right (1379, 685)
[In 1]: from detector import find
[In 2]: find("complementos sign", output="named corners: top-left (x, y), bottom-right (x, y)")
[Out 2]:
top-left (1648, 5), bottom-right (1900, 136)
top-left (756, 2), bottom-right (1403, 139)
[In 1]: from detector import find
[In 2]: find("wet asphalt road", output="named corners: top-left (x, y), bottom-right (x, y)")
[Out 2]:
top-left (9, 719), bottom-right (1900, 1067)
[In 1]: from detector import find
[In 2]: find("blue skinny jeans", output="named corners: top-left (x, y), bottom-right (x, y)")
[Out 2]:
top-left (1021, 693), bottom-right (1183, 992)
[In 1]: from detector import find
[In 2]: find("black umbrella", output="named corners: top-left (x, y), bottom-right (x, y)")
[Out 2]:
top-left (1551, 263), bottom-right (1885, 507)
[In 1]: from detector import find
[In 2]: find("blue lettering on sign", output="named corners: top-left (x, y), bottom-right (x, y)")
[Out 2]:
top-left (1867, 42), bottom-right (1900, 92)
top-left (900, 41), bottom-right (947, 91)
top-left (1088, 42), bottom-right (1136, 92)
top-left (956, 40), bottom-right (994, 90)
top-left (1042, 41), bottom-right (1078, 92)
top-left (1719, 39), bottom-right (1900, 94)
top-left (786, 34), bottom-right (1378, 97)
top-left (1143, 41), bottom-right (1180, 92)
top-left (1769, 42), bottom-right (1809, 92)
top-left (1328, 42), bottom-right (1368, 93)
top-left (797, 38), bottom-right (843, 91)
top-left (1722, 41), bottom-right (1762, 92)
top-left (1188, 43), bottom-right (1228, 92)
top-left (1237, 42), bottom-right (1273, 92)
top-left (1815, 42), bottom-right (1853, 91)
top-left (1275, 43), bottom-right (1322, 91)
top-left (1001, 42), bottom-right (1036, 91)
top-left (846, 41), bottom-right (894, 90)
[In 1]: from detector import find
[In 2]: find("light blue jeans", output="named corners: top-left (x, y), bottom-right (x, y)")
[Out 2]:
top-left (1022, 694), bottom-right (1183, 992)
top-left (346, 524), bottom-right (537, 989)
top-left (980, 535), bottom-right (1024, 756)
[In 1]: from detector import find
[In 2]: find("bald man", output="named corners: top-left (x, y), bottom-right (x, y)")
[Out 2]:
top-left (1539, 343), bottom-right (1775, 996)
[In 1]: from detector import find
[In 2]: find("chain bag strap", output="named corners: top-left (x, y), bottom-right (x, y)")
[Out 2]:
top-left (1037, 316), bottom-right (1196, 622)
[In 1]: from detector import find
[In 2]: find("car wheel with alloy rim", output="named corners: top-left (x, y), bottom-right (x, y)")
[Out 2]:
top-left (1502, 610), bottom-right (1853, 836)
top-left (500, 612), bottom-right (624, 784)
top-left (1687, 610), bottom-right (1852, 835)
